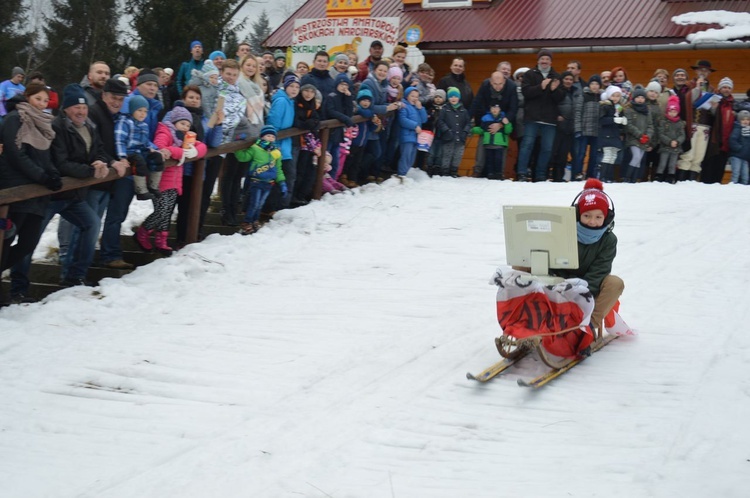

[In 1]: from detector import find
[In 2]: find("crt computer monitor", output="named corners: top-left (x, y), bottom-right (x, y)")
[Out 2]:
top-left (502, 205), bottom-right (579, 277)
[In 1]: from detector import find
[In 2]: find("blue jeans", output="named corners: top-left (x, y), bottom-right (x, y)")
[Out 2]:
top-left (398, 142), bottom-right (417, 176)
top-left (11, 198), bottom-right (100, 294)
top-left (573, 135), bottom-right (598, 178)
top-left (244, 181), bottom-right (272, 223)
top-left (730, 156), bottom-right (749, 184)
top-left (99, 177), bottom-right (134, 263)
top-left (59, 189), bottom-right (110, 275)
top-left (516, 121), bottom-right (556, 180)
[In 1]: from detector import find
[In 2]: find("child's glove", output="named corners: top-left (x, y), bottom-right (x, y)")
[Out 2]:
top-left (279, 182), bottom-right (288, 197)
top-left (639, 134), bottom-right (649, 144)
top-left (613, 116), bottom-right (625, 125)
top-left (0, 218), bottom-right (16, 240)
top-left (182, 145), bottom-right (199, 159)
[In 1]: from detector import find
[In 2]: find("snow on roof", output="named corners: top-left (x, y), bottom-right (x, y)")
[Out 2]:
top-left (672, 9), bottom-right (750, 43)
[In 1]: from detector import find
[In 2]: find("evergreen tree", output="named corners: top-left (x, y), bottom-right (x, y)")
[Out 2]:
top-left (248, 10), bottom-right (272, 55)
top-left (126, 0), bottom-right (250, 70)
top-left (0, 0), bottom-right (32, 75)
top-left (223, 31), bottom-right (240, 59)
top-left (37, 0), bottom-right (123, 90)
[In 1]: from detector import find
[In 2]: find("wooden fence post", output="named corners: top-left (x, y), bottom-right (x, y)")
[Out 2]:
top-left (314, 128), bottom-right (330, 201)
top-left (186, 158), bottom-right (205, 244)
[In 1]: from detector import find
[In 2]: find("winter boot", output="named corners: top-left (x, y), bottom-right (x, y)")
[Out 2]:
top-left (689, 171), bottom-right (699, 181)
top-left (666, 174), bottom-right (676, 184)
top-left (676, 169), bottom-right (689, 182)
top-left (133, 176), bottom-right (153, 200)
top-left (153, 231), bottom-right (173, 256)
top-left (147, 171), bottom-right (163, 199)
top-left (134, 226), bottom-right (154, 252)
top-left (600, 163), bottom-right (614, 183)
top-left (653, 173), bottom-right (664, 183)
top-left (239, 222), bottom-right (255, 236)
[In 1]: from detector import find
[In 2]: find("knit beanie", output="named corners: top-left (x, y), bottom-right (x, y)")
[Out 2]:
top-left (334, 53), bottom-right (349, 64)
top-left (209, 50), bottom-right (226, 61)
top-left (103, 78), bottom-right (129, 96)
top-left (672, 68), bottom-right (687, 80)
top-left (190, 40), bottom-right (202, 51)
top-left (404, 86), bottom-right (419, 98)
top-left (645, 80), bottom-right (662, 93)
top-left (356, 88), bottom-right (373, 103)
top-left (284, 74), bottom-right (300, 88)
top-left (631, 85), bottom-right (647, 101)
top-left (169, 105), bottom-right (193, 125)
top-left (387, 65), bottom-right (403, 81)
top-left (62, 83), bottom-right (87, 109)
top-left (128, 95), bottom-right (149, 115)
top-left (11, 66), bottom-right (24, 77)
top-left (537, 49), bottom-right (553, 60)
top-left (202, 60), bottom-right (219, 78)
top-left (718, 77), bottom-right (733, 91)
top-left (137, 69), bottom-right (159, 86)
top-left (601, 85), bottom-right (622, 102)
top-left (447, 87), bottom-right (461, 99)
top-left (334, 72), bottom-right (350, 88)
top-left (666, 95), bottom-right (680, 114)
top-left (588, 74), bottom-right (602, 87)
top-left (434, 89), bottom-right (446, 100)
top-left (274, 49), bottom-right (286, 61)
top-left (260, 125), bottom-right (277, 138)
top-left (578, 179), bottom-right (609, 217)
top-left (737, 110), bottom-right (750, 122)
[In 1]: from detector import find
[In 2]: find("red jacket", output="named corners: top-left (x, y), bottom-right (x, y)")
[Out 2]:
top-left (153, 122), bottom-right (207, 194)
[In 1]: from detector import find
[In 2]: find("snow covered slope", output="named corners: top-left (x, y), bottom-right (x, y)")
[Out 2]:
top-left (1, 172), bottom-right (748, 497)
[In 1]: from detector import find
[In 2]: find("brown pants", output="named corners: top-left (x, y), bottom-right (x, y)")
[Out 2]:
top-left (591, 275), bottom-right (625, 333)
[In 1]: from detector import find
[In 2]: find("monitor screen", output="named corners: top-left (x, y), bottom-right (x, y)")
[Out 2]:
top-left (502, 205), bottom-right (579, 276)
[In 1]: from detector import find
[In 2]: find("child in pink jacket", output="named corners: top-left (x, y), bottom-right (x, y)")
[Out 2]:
top-left (134, 105), bottom-right (207, 255)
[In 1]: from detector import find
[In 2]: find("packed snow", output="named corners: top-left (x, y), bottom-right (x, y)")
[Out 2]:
top-left (672, 10), bottom-right (750, 43)
top-left (1, 171), bottom-right (749, 497)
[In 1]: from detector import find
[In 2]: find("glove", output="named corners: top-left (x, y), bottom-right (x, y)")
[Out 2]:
top-left (40, 172), bottom-right (63, 191)
top-left (613, 117), bottom-right (624, 125)
top-left (639, 134), bottom-right (649, 144)
top-left (182, 145), bottom-right (198, 159)
top-left (279, 182), bottom-right (288, 197)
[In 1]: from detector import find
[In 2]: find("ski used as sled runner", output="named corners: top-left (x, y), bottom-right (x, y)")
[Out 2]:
top-left (466, 349), bottom-right (530, 382)
top-left (517, 333), bottom-right (619, 389)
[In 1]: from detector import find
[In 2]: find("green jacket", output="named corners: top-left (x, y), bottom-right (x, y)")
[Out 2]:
top-left (235, 142), bottom-right (285, 183)
top-left (554, 225), bottom-right (617, 296)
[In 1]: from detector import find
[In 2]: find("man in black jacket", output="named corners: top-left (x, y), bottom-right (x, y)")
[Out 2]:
top-left (470, 72), bottom-right (518, 177)
top-left (437, 58), bottom-right (473, 111)
top-left (12, 84), bottom-right (112, 290)
top-left (515, 49), bottom-right (566, 181)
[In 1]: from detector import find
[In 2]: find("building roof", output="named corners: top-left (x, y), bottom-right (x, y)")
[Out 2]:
top-left (265, 0), bottom-right (750, 50)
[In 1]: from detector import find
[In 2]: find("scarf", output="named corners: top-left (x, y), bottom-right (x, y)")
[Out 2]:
top-left (577, 223), bottom-right (608, 245)
top-left (256, 138), bottom-right (277, 152)
top-left (666, 112), bottom-right (680, 123)
top-left (387, 84), bottom-right (400, 99)
top-left (162, 114), bottom-right (184, 147)
top-left (631, 101), bottom-right (649, 115)
top-left (15, 102), bottom-right (56, 150)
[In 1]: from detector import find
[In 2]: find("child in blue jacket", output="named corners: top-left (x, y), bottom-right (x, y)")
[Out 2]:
top-left (397, 87), bottom-right (428, 176)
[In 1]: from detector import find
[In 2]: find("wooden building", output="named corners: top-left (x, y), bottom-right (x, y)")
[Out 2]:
top-left (266, 0), bottom-right (750, 176)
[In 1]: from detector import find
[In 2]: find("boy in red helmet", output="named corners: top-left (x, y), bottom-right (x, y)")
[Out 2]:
top-left (553, 178), bottom-right (624, 335)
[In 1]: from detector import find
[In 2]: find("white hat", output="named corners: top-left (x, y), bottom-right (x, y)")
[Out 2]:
top-left (513, 67), bottom-right (530, 79)
top-left (164, 67), bottom-right (174, 76)
top-left (645, 80), bottom-right (662, 93)
top-left (601, 85), bottom-right (623, 101)
top-left (718, 77), bottom-right (733, 91)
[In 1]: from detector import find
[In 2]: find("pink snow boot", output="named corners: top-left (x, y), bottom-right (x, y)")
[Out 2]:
top-left (154, 231), bottom-right (173, 256)
top-left (134, 226), bottom-right (153, 252)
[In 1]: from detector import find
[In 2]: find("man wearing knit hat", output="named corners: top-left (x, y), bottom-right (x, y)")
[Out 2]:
top-left (515, 48), bottom-right (566, 182)
top-left (702, 76), bottom-right (736, 183)
top-left (676, 61), bottom-right (716, 180)
top-left (176, 40), bottom-right (205, 94)
top-left (42, 83), bottom-right (110, 287)
top-left (0, 66), bottom-right (26, 117)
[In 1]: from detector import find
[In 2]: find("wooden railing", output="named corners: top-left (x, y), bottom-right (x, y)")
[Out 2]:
top-left (0, 115), bottom-right (373, 265)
